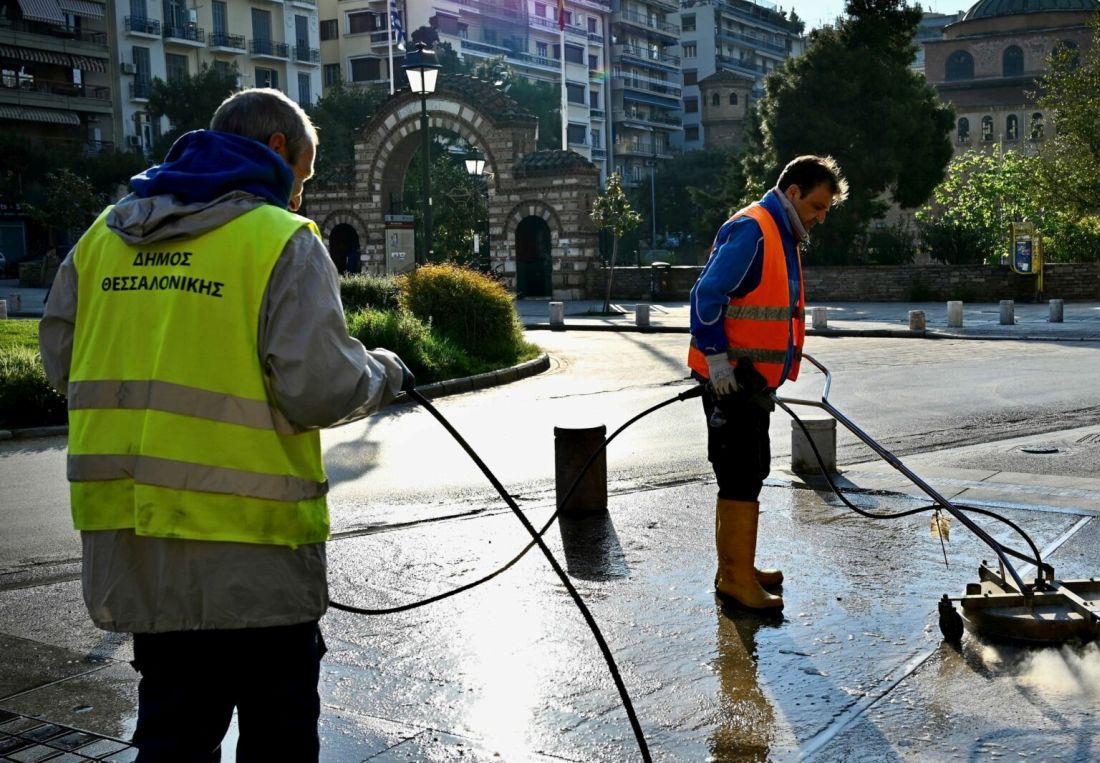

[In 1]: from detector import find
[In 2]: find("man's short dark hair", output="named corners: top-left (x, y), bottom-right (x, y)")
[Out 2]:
top-left (776, 155), bottom-right (848, 206)
top-left (210, 88), bottom-right (318, 165)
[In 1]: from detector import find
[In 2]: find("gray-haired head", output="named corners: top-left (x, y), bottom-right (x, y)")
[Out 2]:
top-left (776, 155), bottom-right (849, 206)
top-left (209, 87), bottom-right (318, 164)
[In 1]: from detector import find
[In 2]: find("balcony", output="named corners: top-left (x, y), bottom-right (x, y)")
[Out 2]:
top-left (614, 43), bottom-right (679, 70)
top-left (717, 28), bottom-right (786, 55)
top-left (164, 24), bottom-right (205, 47)
top-left (130, 80), bottom-right (152, 101)
top-left (289, 0), bottom-right (315, 6)
top-left (716, 54), bottom-right (765, 77)
top-left (1, 76), bottom-right (111, 106)
top-left (614, 109), bottom-right (681, 129)
top-left (613, 10), bottom-right (679, 39)
top-left (1, 18), bottom-right (106, 46)
top-left (612, 70), bottom-right (682, 99)
top-left (125, 16), bottom-right (161, 37)
top-left (293, 46), bottom-right (320, 65)
top-left (614, 138), bottom-right (671, 158)
top-left (209, 32), bottom-right (246, 53)
top-left (250, 39), bottom-right (289, 59)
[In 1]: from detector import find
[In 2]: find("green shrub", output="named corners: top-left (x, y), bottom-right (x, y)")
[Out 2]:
top-left (1045, 214), bottom-right (1100, 263)
top-left (346, 307), bottom-right (471, 384)
top-left (0, 346), bottom-right (67, 428)
top-left (399, 264), bottom-right (524, 361)
top-left (340, 273), bottom-right (401, 313)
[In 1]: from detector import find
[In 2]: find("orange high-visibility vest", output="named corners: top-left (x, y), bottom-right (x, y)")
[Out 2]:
top-left (687, 203), bottom-right (805, 388)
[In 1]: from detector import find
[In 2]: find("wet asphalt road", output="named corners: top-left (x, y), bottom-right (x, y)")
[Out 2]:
top-left (2, 331), bottom-right (1100, 761)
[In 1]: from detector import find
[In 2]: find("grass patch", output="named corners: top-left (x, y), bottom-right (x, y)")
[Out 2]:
top-left (0, 320), bottom-right (43, 352)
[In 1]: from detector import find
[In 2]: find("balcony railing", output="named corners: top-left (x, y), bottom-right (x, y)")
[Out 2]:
top-left (250, 39), bottom-right (289, 58)
top-left (717, 28), bottom-right (786, 55)
top-left (615, 44), bottom-right (680, 67)
top-left (209, 32), bottom-right (246, 50)
top-left (612, 70), bottom-right (682, 98)
top-left (716, 54), bottom-right (765, 75)
top-left (615, 10), bottom-right (679, 36)
top-left (1, 18), bottom-right (107, 44)
top-left (614, 138), bottom-right (671, 157)
top-left (1, 76), bottom-right (110, 100)
top-left (293, 46), bottom-right (320, 64)
top-left (614, 109), bottom-right (681, 128)
top-left (164, 24), bottom-right (205, 44)
top-left (125, 16), bottom-right (161, 36)
top-left (130, 80), bottom-right (152, 100)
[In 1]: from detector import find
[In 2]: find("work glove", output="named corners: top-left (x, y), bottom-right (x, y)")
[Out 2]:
top-left (705, 353), bottom-right (738, 397)
top-left (733, 357), bottom-right (768, 395)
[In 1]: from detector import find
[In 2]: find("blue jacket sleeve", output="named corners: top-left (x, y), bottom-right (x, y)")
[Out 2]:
top-left (689, 216), bottom-right (764, 354)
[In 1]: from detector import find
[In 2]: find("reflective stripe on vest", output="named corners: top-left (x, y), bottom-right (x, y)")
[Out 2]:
top-left (687, 202), bottom-right (805, 387)
top-left (68, 204), bottom-right (328, 547)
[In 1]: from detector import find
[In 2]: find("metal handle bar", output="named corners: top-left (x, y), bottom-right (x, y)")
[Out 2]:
top-left (773, 353), bottom-right (1032, 596)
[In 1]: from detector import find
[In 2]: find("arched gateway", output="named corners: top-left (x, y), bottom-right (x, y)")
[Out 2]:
top-left (306, 76), bottom-right (601, 299)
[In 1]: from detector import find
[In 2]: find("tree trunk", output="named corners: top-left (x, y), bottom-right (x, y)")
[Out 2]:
top-left (602, 236), bottom-right (618, 314)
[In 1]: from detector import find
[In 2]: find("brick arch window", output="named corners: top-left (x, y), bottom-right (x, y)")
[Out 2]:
top-left (729, 91), bottom-right (737, 105)
top-left (981, 115), bottom-right (994, 142)
top-left (1006, 114), bottom-right (1018, 140)
top-left (957, 117), bottom-right (970, 143)
top-left (1002, 45), bottom-right (1023, 76)
top-left (946, 50), bottom-right (973, 81)
top-left (1030, 112), bottom-right (1044, 141)
top-left (711, 91), bottom-right (719, 106)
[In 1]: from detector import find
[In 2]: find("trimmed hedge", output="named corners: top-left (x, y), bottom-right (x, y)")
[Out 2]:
top-left (340, 273), bottom-right (401, 313)
top-left (0, 346), bottom-right (67, 428)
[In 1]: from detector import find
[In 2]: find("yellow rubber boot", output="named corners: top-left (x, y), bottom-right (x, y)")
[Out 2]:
top-left (714, 512), bottom-right (784, 589)
top-left (715, 499), bottom-right (784, 610)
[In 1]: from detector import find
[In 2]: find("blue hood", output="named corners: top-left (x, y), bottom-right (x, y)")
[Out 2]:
top-left (130, 130), bottom-right (293, 208)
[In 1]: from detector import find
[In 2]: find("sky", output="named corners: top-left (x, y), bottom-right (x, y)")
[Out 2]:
top-left (785, 0), bottom-right (971, 30)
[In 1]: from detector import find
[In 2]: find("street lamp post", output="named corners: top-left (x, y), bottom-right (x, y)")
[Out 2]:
top-left (465, 148), bottom-right (489, 272)
top-left (403, 42), bottom-right (440, 264)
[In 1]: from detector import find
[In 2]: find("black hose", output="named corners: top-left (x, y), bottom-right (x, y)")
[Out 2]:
top-left (774, 396), bottom-right (1045, 570)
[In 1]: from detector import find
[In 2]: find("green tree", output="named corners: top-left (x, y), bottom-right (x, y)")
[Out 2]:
top-left (308, 82), bottom-right (388, 181)
top-left (403, 143), bottom-right (488, 266)
top-left (744, 0), bottom-right (954, 263)
top-left (591, 173), bottom-right (643, 314)
top-left (25, 169), bottom-right (103, 248)
top-left (147, 63), bottom-right (240, 157)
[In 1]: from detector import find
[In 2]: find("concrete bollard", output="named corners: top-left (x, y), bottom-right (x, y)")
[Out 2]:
top-left (0, 300), bottom-right (6, 320)
top-left (791, 418), bottom-right (837, 475)
top-left (549, 301), bottom-right (564, 330)
top-left (635, 303), bottom-right (651, 328)
top-left (947, 300), bottom-right (964, 328)
top-left (908, 310), bottom-right (926, 332)
top-left (554, 425), bottom-right (608, 515)
top-left (811, 306), bottom-right (828, 330)
top-left (1049, 298), bottom-right (1064, 323)
top-left (1000, 300), bottom-right (1015, 325)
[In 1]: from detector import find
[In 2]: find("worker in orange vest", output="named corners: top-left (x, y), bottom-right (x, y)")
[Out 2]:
top-left (687, 155), bottom-right (847, 611)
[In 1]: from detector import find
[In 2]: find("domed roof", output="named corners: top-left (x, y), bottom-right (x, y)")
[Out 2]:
top-left (963, 0), bottom-right (1100, 21)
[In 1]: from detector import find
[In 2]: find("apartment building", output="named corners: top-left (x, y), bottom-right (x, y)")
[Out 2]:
top-left (673, 0), bottom-right (802, 151)
top-left (609, 0), bottom-right (681, 187)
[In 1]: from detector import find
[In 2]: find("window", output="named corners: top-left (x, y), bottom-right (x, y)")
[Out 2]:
top-left (255, 67), bottom-right (278, 89)
top-left (711, 91), bottom-right (719, 106)
top-left (567, 123), bottom-right (586, 145)
top-left (682, 42), bottom-right (696, 58)
top-left (981, 115), bottom-right (993, 142)
top-left (685, 125), bottom-right (699, 142)
top-left (347, 11), bottom-right (377, 34)
top-left (133, 45), bottom-right (151, 84)
top-left (588, 17), bottom-right (597, 33)
top-left (1006, 114), bottom-right (1018, 140)
top-left (295, 15), bottom-right (309, 56)
top-left (323, 63), bottom-right (340, 86)
top-left (320, 19), bottom-right (338, 40)
top-left (682, 14), bottom-right (695, 31)
top-left (535, 3), bottom-right (545, 17)
top-left (130, 0), bottom-right (145, 20)
top-left (729, 92), bottom-right (737, 105)
top-left (592, 128), bottom-right (600, 145)
top-left (565, 44), bottom-right (583, 64)
top-left (1002, 45), bottom-right (1023, 76)
top-left (165, 53), bottom-right (187, 82)
top-left (1030, 112), bottom-right (1044, 141)
top-left (252, 8), bottom-right (271, 40)
top-left (945, 50), bottom-right (973, 80)
top-left (588, 54), bottom-right (597, 71)
top-left (589, 89), bottom-right (599, 108)
top-left (212, 1), bottom-right (227, 37)
top-left (458, 23), bottom-right (468, 39)
top-left (684, 97), bottom-right (698, 113)
top-left (683, 69), bottom-right (697, 86)
top-left (566, 82), bottom-right (585, 104)
top-left (298, 73), bottom-right (311, 107)
top-left (350, 56), bottom-right (381, 82)
top-left (536, 41), bottom-right (548, 58)
top-left (1054, 40), bottom-right (1079, 68)
top-left (957, 117), bottom-right (969, 143)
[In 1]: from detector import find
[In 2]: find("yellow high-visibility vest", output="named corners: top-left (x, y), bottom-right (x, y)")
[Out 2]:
top-left (67, 204), bottom-right (329, 547)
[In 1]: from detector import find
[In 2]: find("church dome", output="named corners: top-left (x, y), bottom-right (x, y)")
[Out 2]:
top-left (963, 0), bottom-right (1100, 21)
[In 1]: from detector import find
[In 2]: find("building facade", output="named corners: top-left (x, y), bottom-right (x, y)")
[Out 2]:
top-left (924, 0), bottom-right (1098, 154)
top-left (673, 0), bottom-right (802, 151)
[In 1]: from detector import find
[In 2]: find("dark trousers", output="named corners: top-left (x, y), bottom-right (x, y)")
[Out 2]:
top-left (702, 385), bottom-right (773, 502)
top-left (130, 621), bottom-right (326, 763)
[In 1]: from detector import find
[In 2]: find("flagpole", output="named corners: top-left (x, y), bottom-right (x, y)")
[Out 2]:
top-left (559, 6), bottom-right (567, 151)
top-left (387, 0), bottom-right (396, 95)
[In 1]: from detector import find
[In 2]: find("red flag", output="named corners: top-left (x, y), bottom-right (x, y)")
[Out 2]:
top-left (558, 0), bottom-right (566, 31)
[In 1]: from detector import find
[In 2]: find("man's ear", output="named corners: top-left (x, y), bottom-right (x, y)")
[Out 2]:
top-left (267, 132), bottom-right (288, 160)
top-left (784, 184), bottom-right (801, 203)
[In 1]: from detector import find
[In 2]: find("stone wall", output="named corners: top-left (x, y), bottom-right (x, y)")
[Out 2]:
top-left (587, 263), bottom-right (1100, 301)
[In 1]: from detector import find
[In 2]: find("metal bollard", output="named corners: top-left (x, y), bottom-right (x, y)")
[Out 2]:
top-left (1049, 298), bottom-right (1064, 323)
top-left (908, 310), bottom-right (926, 332)
top-left (549, 301), bottom-right (564, 330)
top-left (554, 425), bottom-right (608, 515)
top-left (635, 303), bottom-right (651, 328)
top-left (791, 418), bottom-right (837, 475)
top-left (811, 306), bottom-right (828, 330)
top-left (1000, 300), bottom-right (1015, 325)
top-left (0, 300), bottom-right (6, 321)
top-left (947, 300), bottom-right (964, 328)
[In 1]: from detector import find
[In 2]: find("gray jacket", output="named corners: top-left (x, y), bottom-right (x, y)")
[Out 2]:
top-left (40, 191), bottom-right (404, 633)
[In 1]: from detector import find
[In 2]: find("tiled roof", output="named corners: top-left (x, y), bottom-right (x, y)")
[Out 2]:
top-left (963, 0), bottom-right (1099, 20)
top-left (427, 75), bottom-right (537, 127)
top-left (513, 150), bottom-right (597, 177)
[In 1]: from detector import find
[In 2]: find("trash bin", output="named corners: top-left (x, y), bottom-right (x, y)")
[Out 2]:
top-left (650, 261), bottom-right (672, 301)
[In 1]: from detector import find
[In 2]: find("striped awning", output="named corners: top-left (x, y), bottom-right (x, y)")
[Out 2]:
top-left (0, 44), bottom-right (107, 71)
top-left (16, 0), bottom-right (65, 24)
top-left (0, 104), bottom-right (81, 125)
top-left (57, 0), bottom-right (104, 17)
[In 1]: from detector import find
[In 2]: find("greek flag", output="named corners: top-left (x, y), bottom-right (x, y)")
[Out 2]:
top-left (390, 0), bottom-right (405, 51)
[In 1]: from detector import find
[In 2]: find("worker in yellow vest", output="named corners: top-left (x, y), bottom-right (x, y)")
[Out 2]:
top-left (39, 88), bottom-right (412, 761)
top-left (687, 156), bottom-right (847, 613)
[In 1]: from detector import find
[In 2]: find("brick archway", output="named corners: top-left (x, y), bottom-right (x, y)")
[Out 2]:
top-left (308, 76), bottom-right (601, 299)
